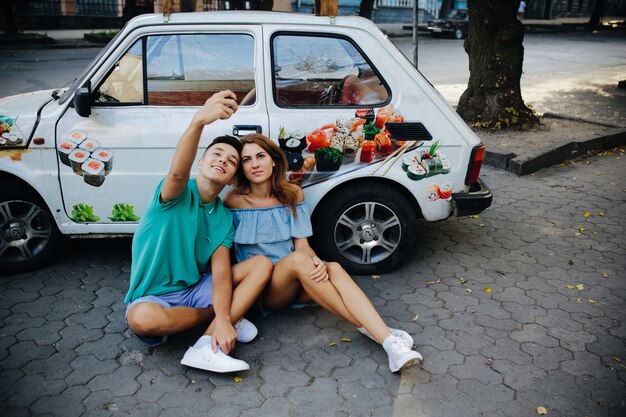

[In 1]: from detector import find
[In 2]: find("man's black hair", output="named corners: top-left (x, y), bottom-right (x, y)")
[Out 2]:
top-left (205, 135), bottom-right (242, 156)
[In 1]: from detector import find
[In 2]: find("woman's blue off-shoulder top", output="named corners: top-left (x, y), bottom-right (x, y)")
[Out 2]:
top-left (230, 201), bottom-right (313, 264)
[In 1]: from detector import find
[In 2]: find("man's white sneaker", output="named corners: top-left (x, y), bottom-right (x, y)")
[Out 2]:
top-left (358, 326), bottom-right (414, 347)
top-left (180, 345), bottom-right (250, 373)
top-left (383, 335), bottom-right (423, 373)
top-left (235, 318), bottom-right (258, 343)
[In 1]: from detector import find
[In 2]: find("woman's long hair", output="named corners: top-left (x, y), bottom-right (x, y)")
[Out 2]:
top-left (236, 134), bottom-right (300, 215)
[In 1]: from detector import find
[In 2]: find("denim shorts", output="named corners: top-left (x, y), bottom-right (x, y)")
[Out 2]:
top-left (125, 273), bottom-right (213, 347)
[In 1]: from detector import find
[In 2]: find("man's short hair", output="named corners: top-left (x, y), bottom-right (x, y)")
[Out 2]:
top-left (205, 135), bottom-right (242, 156)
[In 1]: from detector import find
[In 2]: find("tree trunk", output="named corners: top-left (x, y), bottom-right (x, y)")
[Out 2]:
top-left (588, 0), bottom-right (607, 26)
top-left (457, 0), bottom-right (539, 130)
top-left (1, 0), bottom-right (18, 35)
top-left (438, 0), bottom-right (454, 19)
top-left (359, 0), bottom-right (375, 20)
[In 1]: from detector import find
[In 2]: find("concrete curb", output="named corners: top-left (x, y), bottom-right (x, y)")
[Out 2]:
top-left (484, 115), bottom-right (626, 176)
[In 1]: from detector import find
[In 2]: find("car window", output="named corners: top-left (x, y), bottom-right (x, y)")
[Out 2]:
top-left (271, 34), bottom-right (389, 107)
top-left (146, 34), bottom-right (255, 106)
top-left (92, 34), bottom-right (255, 107)
top-left (93, 40), bottom-right (143, 105)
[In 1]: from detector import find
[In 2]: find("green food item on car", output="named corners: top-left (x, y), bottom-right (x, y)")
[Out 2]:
top-left (109, 203), bottom-right (140, 221)
top-left (71, 203), bottom-right (100, 222)
top-left (314, 147), bottom-right (343, 171)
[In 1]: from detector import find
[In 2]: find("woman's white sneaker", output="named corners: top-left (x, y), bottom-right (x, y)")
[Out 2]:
top-left (234, 318), bottom-right (258, 343)
top-left (382, 335), bottom-right (423, 373)
top-left (180, 344), bottom-right (250, 373)
top-left (358, 326), bottom-right (414, 347)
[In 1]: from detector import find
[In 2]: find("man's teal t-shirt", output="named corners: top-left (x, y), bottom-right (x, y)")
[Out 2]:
top-left (124, 178), bottom-right (234, 304)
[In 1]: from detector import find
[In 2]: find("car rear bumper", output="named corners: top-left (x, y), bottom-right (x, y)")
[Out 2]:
top-left (451, 178), bottom-right (493, 217)
top-left (427, 27), bottom-right (454, 34)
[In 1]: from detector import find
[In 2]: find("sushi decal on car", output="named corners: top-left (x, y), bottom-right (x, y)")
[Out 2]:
top-left (0, 115), bottom-right (25, 147)
top-left (401, 140), bottom-right (450, 181)
top-left (57, 130), bottom-right (114, 187)
top-left (283, 105), bottom-right (433, 185)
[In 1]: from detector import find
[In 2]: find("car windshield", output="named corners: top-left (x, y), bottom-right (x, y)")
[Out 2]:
top-left (58, 28), bottom-right (126, 104)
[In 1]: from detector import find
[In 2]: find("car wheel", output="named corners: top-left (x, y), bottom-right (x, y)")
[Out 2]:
top-left (0, 182), bottom-right (62, 275)
top-left (312, 185), bottom-right (417, 275)
top-left (454, 27), bottom-right (464, 40)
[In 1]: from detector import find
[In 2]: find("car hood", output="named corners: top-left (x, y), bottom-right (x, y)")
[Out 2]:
top-left (0, 90), bottom-right (54, 147)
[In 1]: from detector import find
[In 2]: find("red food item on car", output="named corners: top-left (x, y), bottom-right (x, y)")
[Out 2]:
top-left (306, 129), bottom-right (330, 153)
top-left (374, 132), bottom-right (392, 156)
top-left (360, 140), bottom-right (375, 163)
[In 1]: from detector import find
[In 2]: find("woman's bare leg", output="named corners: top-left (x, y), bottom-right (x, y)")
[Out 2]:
top-left (264, 251), bottom-right (391, 343)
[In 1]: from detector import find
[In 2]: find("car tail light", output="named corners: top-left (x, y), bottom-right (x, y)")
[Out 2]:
top-left (465, 144), bottom-right (485, 185)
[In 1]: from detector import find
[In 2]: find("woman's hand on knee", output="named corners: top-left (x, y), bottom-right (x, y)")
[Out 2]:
top-left (309, 256), bottom-right (329, 282)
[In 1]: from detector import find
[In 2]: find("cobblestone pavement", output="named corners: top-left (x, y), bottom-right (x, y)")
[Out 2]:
top-left (1, 148), bottom-right (625, 417)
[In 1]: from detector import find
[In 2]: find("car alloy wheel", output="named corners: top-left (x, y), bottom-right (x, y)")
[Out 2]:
top-left (0, 199), bottom-right (53, 264)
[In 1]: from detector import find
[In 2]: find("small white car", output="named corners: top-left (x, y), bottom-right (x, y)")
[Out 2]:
top-left (0, 11), bottom-right (491, 275)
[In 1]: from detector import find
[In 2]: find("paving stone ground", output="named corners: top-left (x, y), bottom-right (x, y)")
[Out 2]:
top-left (1, 148), bottom-right (625, 417)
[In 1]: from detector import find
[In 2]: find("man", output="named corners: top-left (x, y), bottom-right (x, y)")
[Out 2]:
top-left (124, 90), bottom-right (272, 373)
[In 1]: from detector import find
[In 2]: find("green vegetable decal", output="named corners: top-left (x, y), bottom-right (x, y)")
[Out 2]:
top-left (363, 122), bottom-right (380, 140)
top-left (109, 203), bottom-right (140, 222)
top-left (71, 204), bottom-right (100, 222)
top-left (314, 147), bottom-right (343, 171)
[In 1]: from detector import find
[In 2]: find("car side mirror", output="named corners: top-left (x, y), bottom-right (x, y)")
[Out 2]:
top-left (73, 82), bottom-right (91, 117)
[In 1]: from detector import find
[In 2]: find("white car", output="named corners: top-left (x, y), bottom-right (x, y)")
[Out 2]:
top-left (0, 11), bottom-right (491, 275)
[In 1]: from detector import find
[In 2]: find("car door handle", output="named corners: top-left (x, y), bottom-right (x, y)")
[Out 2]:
top-left (232, 125), bottom-right (262, 136)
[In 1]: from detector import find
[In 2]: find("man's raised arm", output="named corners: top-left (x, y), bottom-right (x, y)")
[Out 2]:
top-left (160, 90), bottom-right (239, 203)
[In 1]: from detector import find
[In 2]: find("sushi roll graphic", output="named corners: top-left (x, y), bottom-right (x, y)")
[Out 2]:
top-left (284, 137), bottom-right (307, 154)
top-left (286, 152), bottom-right (304, 171)
top-left (57, 140), bottom-right (77, 167)
top-left (67, 130), bottom-right (88, 145)
top-left (360, 140), bottom-right (375, 163)
top-left (329, 135), bottom-right (345, 153)
top-left (68, 149), bottom-right (89, 175)
top-left (407, 164), bottom-right (427, 181)
top-left (0, 137), bottom-right (6, 146)
top-left (421, 157), bottom-right (444, 176)
top-left (401, 155), bottom-right (419, 172)
top-left (441, 159), bottom-right (451, 174)
top-left (92, 148), bottom-right (113, 175)
top-left (2, 132), bottom-right (23, 145)
top-left (278, 127), bottom-right (290, 150)
top-left (78, 139), bottom-right (100, 153)
top-left (82, 158), bottom-right (106, 187)
top-left (343, 135), bottom-right (360, 159)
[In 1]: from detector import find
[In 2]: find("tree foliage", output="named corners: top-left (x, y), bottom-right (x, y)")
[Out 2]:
top-left (456, 0), bottom-right (539, 130)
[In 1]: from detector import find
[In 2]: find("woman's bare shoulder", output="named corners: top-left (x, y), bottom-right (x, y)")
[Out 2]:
top-left (290, 184), bottom-right (305, 203)
top-left (224, 189), bottom-right (247, 209)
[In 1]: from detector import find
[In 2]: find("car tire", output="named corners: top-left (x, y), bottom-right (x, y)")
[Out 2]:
top-left (311, 185), bottom-right (417, 275)
top-left (454, 27), bottom-right (464, 40)
top-left (0, 182), bottom-right (62, 275)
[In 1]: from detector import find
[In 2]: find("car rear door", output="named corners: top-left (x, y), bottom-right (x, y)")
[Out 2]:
top-left (56, 25), bottom-right (267, 227)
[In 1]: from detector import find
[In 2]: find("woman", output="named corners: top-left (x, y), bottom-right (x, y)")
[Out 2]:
top-left (224, 134), bottom-right (423, 373)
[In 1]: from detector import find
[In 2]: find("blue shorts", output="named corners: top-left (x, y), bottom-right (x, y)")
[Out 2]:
top-left (125, 273), bottom-right (214, 347)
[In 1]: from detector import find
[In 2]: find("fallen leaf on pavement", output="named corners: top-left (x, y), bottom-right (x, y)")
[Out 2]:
top-left (566, 284), bottom-right (575, 289)
top-left (588, 299), bottom-right (597, 304)
top-left (602, 272), bottom-right (609, 278)
top-left (574, 232), bottom-right (581, 237)
top-left (341, 338), bottom-right (352, 343)
top-left (329, 342), bottom-right (337, 347)
top-left (576, 283), bottom-right (585, 290)
top-left (466, 288), bottom-right (473, 294)
top-left (411, 314), bottom-right (419, 321)
top-left (427, 279), bottom-right (441, 286)
top-left (598, 211), bottom-right (605, 216)
top-left (578, 227), bottom-right (586, 232)
top-left (576, 298), bottom-right (583, 304)
top-left (536, 406), bottom-right (548, 415)
top-left (471, 215), bottom-right (479, 219)
top-left (234, 376), bottom-right (242, 383)
top-left (583, 211), bottom-right (590, 218)
top-left (568, 259), bottom-right (574, 265)
top-left (592, 231), bottom-right (598, 235)
top-left (459, 277), bottom-right (467, 284)
top-left (612, 356), bottom-right (622, 363)
top-left (371, 275), bottom-right (380, 279)
top-left (484, 287), bottom-right (492, 293)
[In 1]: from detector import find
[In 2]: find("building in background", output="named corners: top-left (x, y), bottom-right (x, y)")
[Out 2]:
top-left (8, 0), bottom-right (626, 29)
